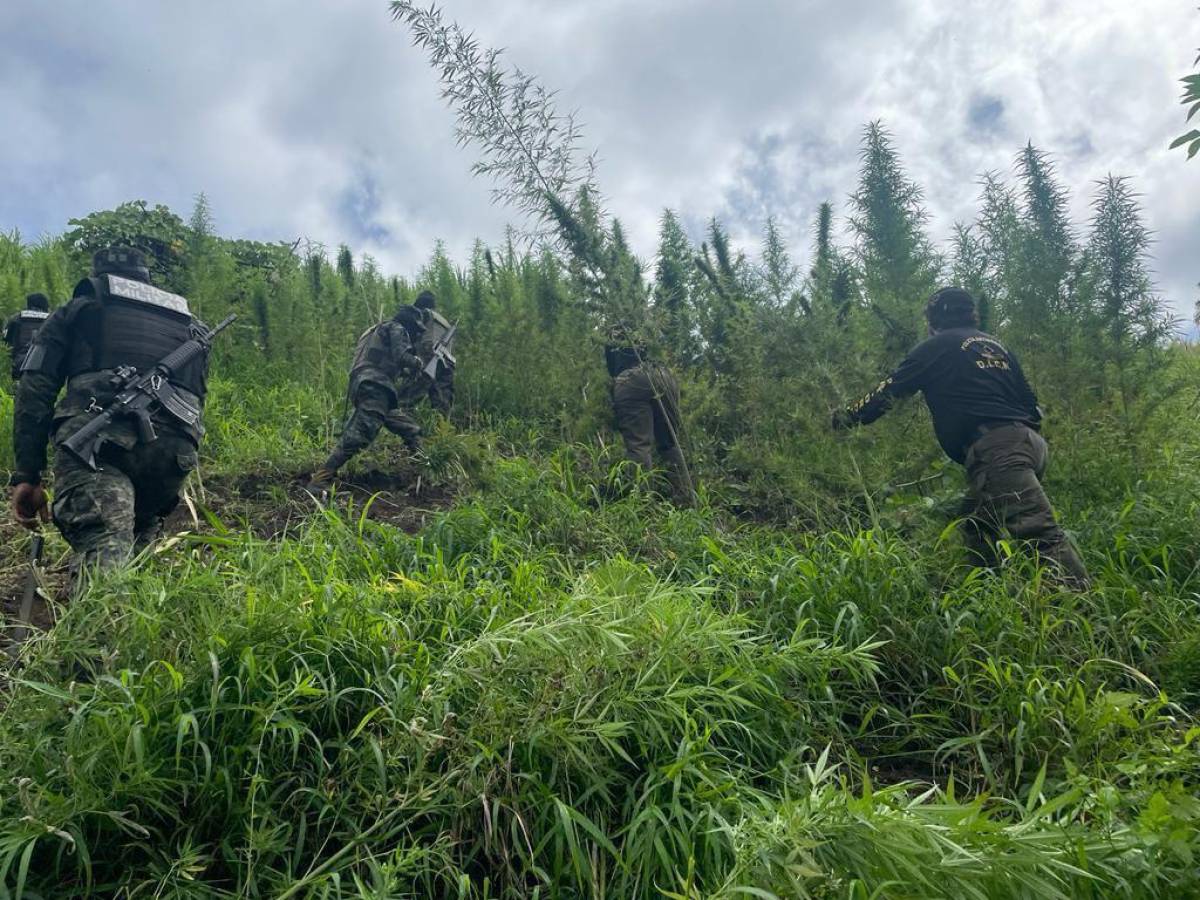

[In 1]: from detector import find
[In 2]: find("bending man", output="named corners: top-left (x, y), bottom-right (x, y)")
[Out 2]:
top-left (832, 287), bottom-right (1089, 588)
top-left (605, 329), bottom-right (693, 506)
top-left (9, 249), bottom-right (213, 577)
top-left (308, 305), bottom-right (427, 490)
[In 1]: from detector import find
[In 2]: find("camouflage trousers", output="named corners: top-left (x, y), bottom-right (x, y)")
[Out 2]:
top-left (323, 381), bottom-right (422, 471)
top-left (959, 423), bottom-right (1090, 588)
top-left (51, 418), bottom-right (198, 576)
top-left (611, 364), bottom-right (693, 505)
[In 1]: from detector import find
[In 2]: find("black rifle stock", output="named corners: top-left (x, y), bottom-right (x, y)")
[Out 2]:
top-left (63, 314), bottom-right (236, 470)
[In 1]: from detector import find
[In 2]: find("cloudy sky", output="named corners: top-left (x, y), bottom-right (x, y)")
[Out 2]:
top-left (1, 1), bottom-right (1197, 317)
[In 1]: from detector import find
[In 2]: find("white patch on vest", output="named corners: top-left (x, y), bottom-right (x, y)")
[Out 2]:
top-left (19, 310), bottom-right (49, 320)
top-left (106, 274), bottom-right (191, 317)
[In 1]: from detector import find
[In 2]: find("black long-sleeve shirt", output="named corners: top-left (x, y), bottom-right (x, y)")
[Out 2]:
top-left (843, 327), bottom-right (1041, 463)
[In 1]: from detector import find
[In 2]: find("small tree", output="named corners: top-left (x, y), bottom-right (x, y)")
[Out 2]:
top-left (950, 223), bottom-right (992, 331)
top-left (760, 216), bottom-right (799, 309)
top-left (390, 1), bottom-right (596, 236)
top-left (972, 173), bottom-right (1020, 330)
top-left (64, 200), bottom-right (189, 290)
top-left (336, 244), bottom-right (355, 289)
top-left (187, 192), bottom-right (215, 258)
top-left (1011, 145), bottom-right (1076, 341)
top-left (848, 122), bottom-right (940, 351)
top-left (805, 202), bottom-right (855, 322)
top-left (1079, 175), bottom-right (1176, 446)
top-left (653, 209), bottom-right (696, 363)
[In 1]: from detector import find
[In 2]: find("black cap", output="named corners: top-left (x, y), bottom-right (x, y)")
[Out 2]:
top-left (93, 246), bottom-right (151, 283)
top-left (414, 290), bottom-right (436, 310)
top-left (25, 292), bottom-right (49, 312)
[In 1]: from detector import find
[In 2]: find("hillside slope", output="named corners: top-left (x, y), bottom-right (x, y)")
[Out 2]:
top-left (1, 404), bottom-right (1197, 897)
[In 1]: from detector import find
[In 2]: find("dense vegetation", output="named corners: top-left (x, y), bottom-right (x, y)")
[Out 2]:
top-left (0, 7), bottom-right (1198, 895)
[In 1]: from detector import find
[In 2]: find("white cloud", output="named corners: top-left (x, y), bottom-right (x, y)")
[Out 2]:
top-left (0, 0), bottom-right (1195, 314)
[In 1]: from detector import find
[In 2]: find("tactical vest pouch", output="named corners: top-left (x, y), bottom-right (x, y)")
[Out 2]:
top-left (20, 343), bottom-right (58, 375)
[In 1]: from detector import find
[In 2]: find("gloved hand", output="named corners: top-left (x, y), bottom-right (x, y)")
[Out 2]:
top-left (11, 482), bottom-right (49, 529)
top-left (830, 410), bottom-right (853, 432)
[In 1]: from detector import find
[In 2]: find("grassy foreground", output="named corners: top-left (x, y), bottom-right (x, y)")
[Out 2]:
top-left (0, 383), bottom-right (1198, 899)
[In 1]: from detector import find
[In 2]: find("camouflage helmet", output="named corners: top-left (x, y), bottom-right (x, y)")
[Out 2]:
top-left (393, 305), bottom-right (426, 337)
top-left (414, 290), bottom-right (436, 311)
top-left (92, 246), bottom-right (151, 283)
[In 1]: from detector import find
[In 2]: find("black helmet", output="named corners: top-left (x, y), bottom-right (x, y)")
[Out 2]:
top-left (93, 246), bottom-right (151, 283)
top-left (25, 292), bottom-right (49, 312)
top-left (414, 290), bottom-right (436, 311)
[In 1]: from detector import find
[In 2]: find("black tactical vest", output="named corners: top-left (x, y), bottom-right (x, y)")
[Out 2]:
top-left (66, 275), bottom-right (207, 396)
top-left (8, 310), bottom-right (49, 376)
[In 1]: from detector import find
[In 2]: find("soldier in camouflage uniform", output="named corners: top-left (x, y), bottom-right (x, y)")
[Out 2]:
top-left (3, 293), bottom-right (51, 380)
top-left (9, 248), bottom-right (213, 577)
top-left (306, 306), bottom-right (428, 490)
top-left (605, 332), bottom-right (693, 505)
top-left (832, 287), bottom-right (1089, 588)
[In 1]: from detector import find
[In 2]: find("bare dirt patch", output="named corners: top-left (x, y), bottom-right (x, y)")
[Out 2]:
top-left (1, 464), bottom-right (457, 654)
top-left (173, 465), bottom-right (455, 539)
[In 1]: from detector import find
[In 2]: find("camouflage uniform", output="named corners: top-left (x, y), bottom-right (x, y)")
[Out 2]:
top-left (324, 382), bottom-right (422, 470)
top-left (10, 249), bottom-right (209, 576)
top-left (50, 412), bottom-right (197, 566)
top-left (608, 349), bottom-right (692, 504)
top-left (318, 317), bottom-right (425, 475)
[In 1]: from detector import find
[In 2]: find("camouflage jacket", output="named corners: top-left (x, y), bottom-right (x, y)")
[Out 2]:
top-left (348, 321), bottom-right (424, 401)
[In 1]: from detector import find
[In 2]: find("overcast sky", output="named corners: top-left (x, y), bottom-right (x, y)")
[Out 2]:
top-left (1, 1), bottom-right (1196, 318)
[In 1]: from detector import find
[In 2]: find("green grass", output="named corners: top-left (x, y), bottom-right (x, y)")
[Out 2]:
top-left (0, 428), bottom-right (1197, 897)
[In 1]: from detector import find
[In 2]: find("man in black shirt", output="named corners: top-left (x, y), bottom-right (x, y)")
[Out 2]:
top-left (833, 287), bottom-right (1089, 588)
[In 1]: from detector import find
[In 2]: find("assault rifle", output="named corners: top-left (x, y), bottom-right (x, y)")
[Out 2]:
top-left (63, 314), bottom-right (236, 470)
top-left (422, 320), bottom-right (457, 380)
